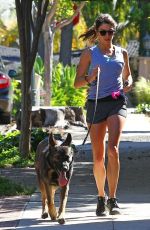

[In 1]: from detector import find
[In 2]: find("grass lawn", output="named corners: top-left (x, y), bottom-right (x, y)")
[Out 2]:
top-left (0, 176), bottom-right (35, 197)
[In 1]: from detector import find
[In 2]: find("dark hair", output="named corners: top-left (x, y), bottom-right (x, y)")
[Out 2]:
top-left (79, 13), bottom-right (117, 43)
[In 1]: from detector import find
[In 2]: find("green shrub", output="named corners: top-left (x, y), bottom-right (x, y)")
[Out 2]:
top-left (134, 77), bottom-right (150, 104)
top-left (12, 61), bottom-right (87, 109)
top-left (31, 128), bottom-right (49, 152)
top-left (0, 128), bottom-right (49, 168)
top-left (0, 176), bottom-right (35, 196)
top-left (51, 63), bottom-right (87, 107)
top-left (12, 79), bottom-right (21, 117)
top-left (133, 77), bottom-right (150, 113)
top-left (34, 55), bottom-right (44, 78)
top-left (0, 130), bottom-right (20, 152)
top-left (136, 103), bottom-right (150, 114)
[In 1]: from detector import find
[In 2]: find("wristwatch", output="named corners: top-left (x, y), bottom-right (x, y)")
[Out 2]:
top-left (124, 80), bottom-right (129, 87)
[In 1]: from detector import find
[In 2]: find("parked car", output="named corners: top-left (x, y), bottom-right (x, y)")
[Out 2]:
top-left (0, 57), bottom-right (17, 124)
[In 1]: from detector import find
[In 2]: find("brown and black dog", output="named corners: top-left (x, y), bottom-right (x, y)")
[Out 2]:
top-left (35, 132), bottom-right (74, 224)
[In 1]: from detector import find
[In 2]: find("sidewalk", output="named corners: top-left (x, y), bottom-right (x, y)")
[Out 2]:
top-left (16, 160), bottom-right (150, 230)
top-left (1, 111), bottom-right (150, 229)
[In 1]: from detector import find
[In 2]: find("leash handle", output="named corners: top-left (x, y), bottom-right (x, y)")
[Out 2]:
top-left (82, 66), bottom-right (100, 146)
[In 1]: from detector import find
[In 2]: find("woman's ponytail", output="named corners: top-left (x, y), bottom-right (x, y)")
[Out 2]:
top-left (79, 25), bottom-right (97, 43)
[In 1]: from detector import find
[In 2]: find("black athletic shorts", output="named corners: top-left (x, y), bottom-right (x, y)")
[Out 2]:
top-left (86, 95), bottom-right (127, 124)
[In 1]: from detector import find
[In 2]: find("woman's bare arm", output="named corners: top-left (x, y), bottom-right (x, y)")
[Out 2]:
top-left (74, 48), bottom-right (99, 88)
top-left (122, 49), bottom-right (133, 93)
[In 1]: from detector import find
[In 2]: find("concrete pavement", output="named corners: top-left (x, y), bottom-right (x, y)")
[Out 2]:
top-left (0, 110), bottom-right (150, 229)
top-left (15, 111), bottom-right (150, 230)
top-left (16, 161), bottom-right (150, 230)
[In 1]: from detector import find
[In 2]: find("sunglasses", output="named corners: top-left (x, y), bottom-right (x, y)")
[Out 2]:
top-left (98, 30), bottom-right (115, 36)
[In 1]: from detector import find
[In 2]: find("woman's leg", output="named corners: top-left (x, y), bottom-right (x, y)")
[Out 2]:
top-left (89, 120), bottom-right (107, 197)
top-left (106, 114), bottom-right (126, 198)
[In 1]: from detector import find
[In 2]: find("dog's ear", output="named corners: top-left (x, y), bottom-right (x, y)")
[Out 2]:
top-left (49, 132), bottom-right (57, 147)
top-left (61, 133), bottom-right (72, 146)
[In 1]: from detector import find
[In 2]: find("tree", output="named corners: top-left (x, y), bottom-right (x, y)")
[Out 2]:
top-left (59, 22), bottom-right (73, 66)
top-left (41, 0), bottom-right (86, 105)
top-left (59, 3), bottom-right (80, 66)
top-left (15, 0), bottom-right (49, 157)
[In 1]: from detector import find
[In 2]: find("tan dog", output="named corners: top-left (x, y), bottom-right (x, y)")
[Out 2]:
top-left (35, 132), bottom-right (74, 224)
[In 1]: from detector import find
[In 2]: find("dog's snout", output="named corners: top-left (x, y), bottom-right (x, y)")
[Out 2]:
top-left (62, 162), bottom-right (69, 171)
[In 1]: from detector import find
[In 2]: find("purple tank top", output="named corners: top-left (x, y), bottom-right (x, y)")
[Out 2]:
top-left (88, 45), bottom-right (125, 99)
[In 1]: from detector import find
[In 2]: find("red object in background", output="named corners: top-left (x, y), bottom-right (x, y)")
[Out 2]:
top-left (73, 4), bottom-right (80, 26)
top-left (56, 4), bottom-right (80, 27)
top-left (0, 74), bottom-right (10, 89)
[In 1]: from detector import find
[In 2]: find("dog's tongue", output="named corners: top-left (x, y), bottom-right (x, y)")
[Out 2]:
top-left (59, 171), bottom-right (68, 187)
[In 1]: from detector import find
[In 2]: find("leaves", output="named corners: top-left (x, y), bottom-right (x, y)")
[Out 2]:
top-left (34, 55), bottom-right (45, 78)
top-left (51, 63), bottom-right (87, 106)
top-left (134, 77), bottom-right (150, 104)
top-left (0, 176), bottom-right (35, 196)
top-left (12, 79), bottom-right (21, 117)
top-left (0, 128), bottom-right (48, 168)
top-left (55, 0), bottom-right (74, 21)
top-left (136, 103), bottom-right (150, 114)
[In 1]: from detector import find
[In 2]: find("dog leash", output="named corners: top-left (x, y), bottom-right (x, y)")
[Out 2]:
top-left (82, 66), bottom-right (100, 146)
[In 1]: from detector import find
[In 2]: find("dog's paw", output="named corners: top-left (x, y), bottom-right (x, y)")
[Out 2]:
top-left (41, 212), bottom-right (48, 219)
top-left (50, 211), bottom-right (57, 221)
top-left (51, 216), bottom-right (57, 221)
top-left (48, 204), bottom-right (57, 220)
top-left (58, 218), bottom-right (65, 225)
top-left (58, 213), bottom-right (65, 224)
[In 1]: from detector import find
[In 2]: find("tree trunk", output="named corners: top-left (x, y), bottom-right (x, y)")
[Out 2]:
top-left (15, 0), bottom-right (49, 157)
top-left (43, 25), bottom-right (54, 106)
top-left (38, 32), bottom-right (45, 62)
top-left (59, 22), bottom-right (73, 66)
top-left (19, 68), bottom-right (32, 157)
